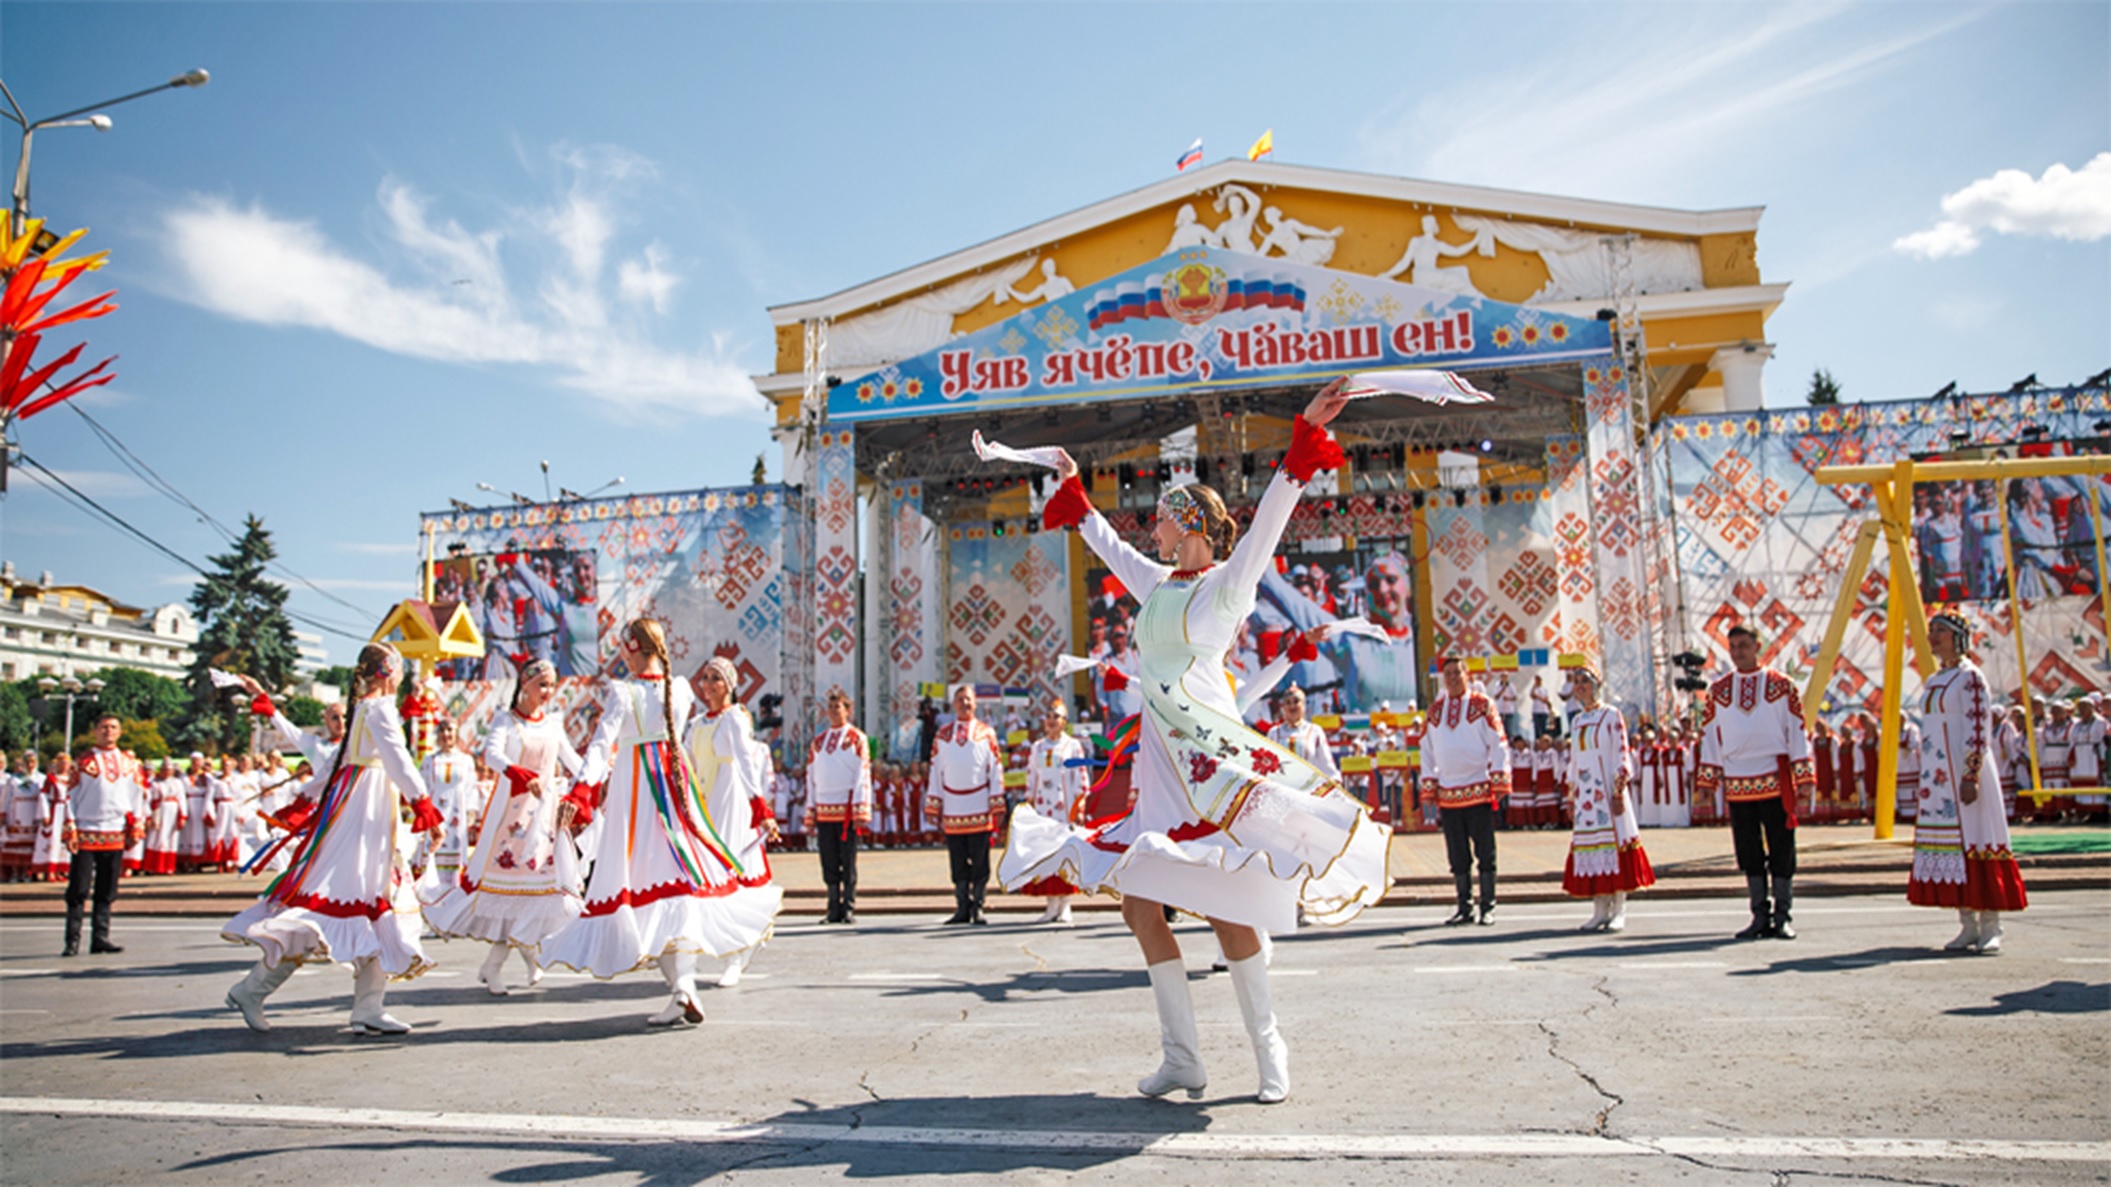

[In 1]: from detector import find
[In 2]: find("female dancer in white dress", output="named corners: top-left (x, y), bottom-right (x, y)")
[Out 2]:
top-left (1000, 383), bottom-right (1389, 1104)
top-left (541, 619), bottom-right (774, 1026)
top-left (683, 656), bottom-right (783, 988)
top-left (1909, 611), bottom-right (2028, 954)
top-left (223, 647), bottom-right (444, 1034)
top-left (1560, 667), bottom-right (1654, 932)
top-left (421, 659), bottom-right (584, 995)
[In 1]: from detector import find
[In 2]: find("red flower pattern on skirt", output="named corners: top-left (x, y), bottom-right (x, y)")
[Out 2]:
top-left (1188, 752), bottom-right (1220, 783)
top-left (1248, 748), bottom-right (1282, 775)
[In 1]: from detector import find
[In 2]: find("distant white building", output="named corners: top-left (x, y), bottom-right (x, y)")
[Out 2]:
top-left (0, 564), bottom-right (200, 683)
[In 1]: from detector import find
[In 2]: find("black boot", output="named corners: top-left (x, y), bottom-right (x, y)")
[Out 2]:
top-left (1770, 875), bottom-right (1796, 941)
top-left (824, 883), bottom-right (843, 925)
top-left (970, 882), bottom-right (989, 926)
top-left (90, 903), bottom-right (122, 954)
top-left (1734, 874), bottom-right (1774, 940)
top-left (62, 907), bottom-right (82, 957)
top-left (1477, 868), bottom-right (1498, 926)
top-left (944, 882), bottom-right (972, 925)
top-left (841, 886), bottom-right (856, 926)
top-left (1443, 876), bottom-right (1474, 926)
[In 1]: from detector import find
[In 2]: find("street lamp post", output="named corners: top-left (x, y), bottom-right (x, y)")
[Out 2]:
top-left (1, 68), bottom-right (210, 236)
top-left (35, 674), bottom-right (104, 753)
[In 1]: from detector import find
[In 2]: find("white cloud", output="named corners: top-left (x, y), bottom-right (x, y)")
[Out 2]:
top-left (39, 468), bottom-right (150, 498)
top-left (335, 542), bottom-right (419, 556)
top-left (1895, 153), bottom-right (2111, 259)
top-left (159, 145), bottom-right (762, 420)
top-left (1359, 6), bottom-right (1981, 199)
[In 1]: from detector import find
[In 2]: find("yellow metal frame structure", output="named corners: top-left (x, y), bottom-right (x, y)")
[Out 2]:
top-left (1806, 454), bottom-right (2111, 839)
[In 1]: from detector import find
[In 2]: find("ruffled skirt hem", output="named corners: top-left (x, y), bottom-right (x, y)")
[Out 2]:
top-left (1907, 849), bottom-right (2028, 912)
top-left (1562, 842), bottom-right (1655, 897)
top-left (221, 898), bottom-right (434, 979)
top-left (536, 883), bottom-right (782, 978)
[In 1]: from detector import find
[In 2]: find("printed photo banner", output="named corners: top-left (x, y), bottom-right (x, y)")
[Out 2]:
top-left (827, 247), bottom-right (1611, 423)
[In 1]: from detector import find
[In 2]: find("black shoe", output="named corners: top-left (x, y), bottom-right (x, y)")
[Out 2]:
top-left (1771, 915), bottom-right (1796, 941)
top-left (841, 909), bottom-right (856, 925)
top-left (1476, 906), bottom-right (1496, 926)
top-left (1734, 916), bottom-right (1774, 940)
top-left (61, 942), bottom-right (79, 957)
top-left (1443, 908), bottom-right (1475, 927)
top-left (90, 940), bottom-right (123, 954)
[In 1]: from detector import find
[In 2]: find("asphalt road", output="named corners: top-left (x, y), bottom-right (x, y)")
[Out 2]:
top-left (3, 891), bottom-right (2106, 1185)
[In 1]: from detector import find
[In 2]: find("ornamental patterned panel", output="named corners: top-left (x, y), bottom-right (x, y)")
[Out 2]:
top-left (884, 481), bottom-right (941, 758)
top-left (1659, 384), bottom-right (2111, 726)
top-left (812, 428), bottom-right (860, 707)
top-left (944, 524), bottom-right (1071, 708)
top-left (419, 485), bottom-right (801, 759)
top-left (1583, 362), bottom-right (1654, 716)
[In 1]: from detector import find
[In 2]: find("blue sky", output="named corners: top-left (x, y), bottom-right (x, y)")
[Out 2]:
top-left (2, 1), bottom-right (2105, 662)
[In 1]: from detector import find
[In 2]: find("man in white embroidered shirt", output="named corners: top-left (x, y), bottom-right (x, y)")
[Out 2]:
top-left (1697, 625), bottom-right (1817, 940)
top-left (1421, 658), bottom-right (1511, 926)
top-left (925, 684), bottom-right (1005, 925)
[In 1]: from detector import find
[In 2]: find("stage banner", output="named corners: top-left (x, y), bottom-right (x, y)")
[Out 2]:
top-left (825, 247), bottom-right (1610, 423)
top-left (419, 485), bottom-right (798, 755)
top-left (1424, 489), bottom-right (1565, 725)
top-left (1583, 363), bottom-right (1656, 718)
top-left (1659, 385), bottom-right (2111, 724)
top-left (1544, 434), bottom-right (1600, 659)
top-left (943, 524), bottom-right (1070, 710)
top-left (813, 428), bottom-right (860, 709)
top-left (886, 480), bottom-right (942, 759)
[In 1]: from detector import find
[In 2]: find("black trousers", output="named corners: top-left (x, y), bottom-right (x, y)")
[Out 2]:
top-left (947, 831), bottom-right (991, 887)
top-left (1729, 799), bottom-right (1797, 878)
top-left (817, 824), bottom-right (858, 903)
top-left (64, 848), bottom-right (123, 935)
top-left (1440, 803), bottom-right (1497, 881)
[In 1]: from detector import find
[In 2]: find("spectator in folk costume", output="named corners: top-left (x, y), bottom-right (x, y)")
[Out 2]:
top-left (1895, 718), bottom-right (1923, 825)
top-left (2038, 699), bottom-right (2074, 819)
top-left (141, 759), bottom-right (184, 875)
top-left (34, 754), bottom-right (74, 883)
top-left (542, 620), bottom-right (775, 1027)
top-left (414, 719), bottom-right (484, 887)
top-left (1021, 700), bottom-right (1088, 925)
top-left (1909, 612), bottom-right (2027, 953)
top-left (1681, 723), bottom-right (1709, 824)
top-left (1833, 723), bottom-right (1860, 822)
top-left (61, 717), bottom-right (148, 955)
top-left (1562, 668), bottom-right (1654, 932)
top-left (1697, 625), bottom-right (1816, 941)
top-left (1812, 726), bottom-right (1837, 821)
top-left (123, 753), bottom-right (146, 877)
top-left (804, 690), bottom-right (872, 924)
top-left (222, 646), bottom-right (447, 1034)
top-left (683, 656), bottom-right (784, 987)
top-left (1529, 675), bottom-right (1553, 740)
top-left (206, 758), bottom-right (241, 871)
top-left (1632, 724), bottom-right (1662, 828)
top-left (179, 752), bottom-right (216, 872)
top-left (1994, 706), bottom-right (2025, 820)
top-left (926, 684), bottom-right (1005, 926)
top-left (1423, 656), bottom-right (1511, 926)
top-left (1001, 391), bottom-right (1388, 1104)
top-left (1, 751), bottom-right (35, 882)
top-left (1267, 684), bottom-right (1340, 781)
top-left (1531, 734), bottom-right (1562, 828)
top-left (1854, 713), bottom-right (1882, 818)
top-left (2069, 695), bottom-right (2105, 817)
top-left (1494, 673), bottom-right (1522, 740)
top-left (419, 660), bottom-right (583, 996)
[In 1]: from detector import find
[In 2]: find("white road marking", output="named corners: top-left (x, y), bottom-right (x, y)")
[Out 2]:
top-left (0, 969), bottom-right (57, 977)
top-left (0, 1008), bottom-right (51, 1014)
top-left (0, 1096), bottom-right (2102, 1163)
top-left (2058, 956), bottom-right (2111, 964)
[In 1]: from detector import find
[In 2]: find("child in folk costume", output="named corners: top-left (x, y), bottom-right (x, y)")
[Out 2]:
top-left (222, 650), bottom-right (447, 1034)
top-left (1531, 735), bottom-right (1561, 828)
top-left (33, 755), bottom-right (74, 882)
top-left (1002, 384), bottom-right (1389, 1104)
top-left (543, 620), bottom-right (774, 1027)
top-left (141, 760), bottom-right (184, 875)
top-left (414, 719), bottom-right (485, 887)
top-left (684, 656), bottom-right (783, 987)
top-left (421, 660), bottom-right (583, 995)
top-left (1909, 613), bottom-right (2027, 954)
top-left (1020, 700), bottom-right (1088, 925)
top-left (1562, 669), bottom-right (1655, 932)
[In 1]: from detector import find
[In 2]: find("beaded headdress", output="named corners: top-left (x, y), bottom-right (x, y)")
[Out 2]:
top-left (1929, 610), bottom-right (1972, 644)
top-left (1157, 484), bottom-right (1208, 536)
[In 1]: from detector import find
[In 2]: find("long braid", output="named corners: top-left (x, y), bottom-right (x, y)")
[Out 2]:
top-left (275, 643), bottom-right (389, 897)
top-left (628, 620), bottom-right (691, 793)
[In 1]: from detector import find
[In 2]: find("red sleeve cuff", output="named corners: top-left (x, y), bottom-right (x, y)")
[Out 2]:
top-left (1281, 415), bottom-right (1345, 484)
top-left (1101, 666), bottom-right (1129, 691)
top-left (1287, 633), bottom-right (1320, 663)
top-left (409, 798), bottom-right (445, 833)
top-left (1041, 474), bottom-right (1093, 531)
top-left (272, 798), bottom-right (317, 834)
top-left (251, 693), bottom-right (277, 718)
top-left (562, 782), bottom-right (604, 828)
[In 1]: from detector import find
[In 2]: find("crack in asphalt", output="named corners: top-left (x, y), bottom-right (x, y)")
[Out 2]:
top-left (1019, 942), bottom-right (1051, 974)
top-left (1538, 974), bottom-right (1624, 1137)
top-left (1622, 1143), bottom-right (1977, 1187)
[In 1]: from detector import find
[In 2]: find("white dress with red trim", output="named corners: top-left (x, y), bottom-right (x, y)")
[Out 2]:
top-left (684, 704), bottom-right (783, 947)
top-left (420, 709), bottom-right (584, 947)
top-left (1000, 419), bottom-right (1391, 933)
top-left (538, 679), bottom-right (774, 978)
top-left (221, 698), bottom-right (438, 975)
top-left (1562, 708), bottom-right (1655, 897)
top-left (1908, 662), bottom-right (2027, 912)
top-left (1, 773), bottom-right (36, 873)
top-left (142, 776), bottom-right (183, 875)
top-left (33, 777), bottom-right (70, 879)
top-left (205, 776), bottom-right (239, 866)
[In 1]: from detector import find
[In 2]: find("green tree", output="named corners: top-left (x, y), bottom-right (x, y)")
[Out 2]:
top-left (281, 695), bottom-right (325, 729)
top-left (0, 682), bottom-right (33, 751)
top-left (88, 667), bottom-right (191, 724)
top-left (180, 516), bottom-right (304, 753)
top-left (118, 718), bottom-right (170, 761)
top-left (752, 453), bottom-right (768, 485)
top-left (313, 665), bottom-right (355, 700)
top-left (1806, 367), bottom-right (1841, 406)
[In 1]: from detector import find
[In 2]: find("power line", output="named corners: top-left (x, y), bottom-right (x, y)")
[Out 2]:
top-left (13, 451), bottom-right (376, 645)
top-left (62, 402), bottom-right (386, 621)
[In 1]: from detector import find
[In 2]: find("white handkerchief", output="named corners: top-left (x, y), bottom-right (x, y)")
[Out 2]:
top-left (1052, 654), bottom-right (1101, 679)
top-left (1328, 616), bottom-right (1397, 643)
top-left (207, 669), bottom-right (246, 690)
top-left (972, 430), bottom-right (1069, 470)
top-left (1341, 369), bottom-right (1493, 406)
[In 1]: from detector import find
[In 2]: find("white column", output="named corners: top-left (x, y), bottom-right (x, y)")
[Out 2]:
top-left (1709, 343), bottom-right (1774, 412)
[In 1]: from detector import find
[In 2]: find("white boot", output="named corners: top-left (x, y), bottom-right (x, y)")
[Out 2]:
top-left (1227, 952), bottom-right (1289, 1104)
top-left (348, 957), bottom-right (411, 1035)
top-left (1944, 908), bottom-right (1980, 953)
top-left (1137, 959), bottom-right (1207, 1100)
top-left (1054, 897), bottom-right (1073, 926)
top-left (648, 951), bottom-right (703, 1026)
top-left (225, 958), bottom-right (298, 1033)
top-left (479, 943), bottom-right (510, 996)
top-left (1581, 896), bottom-right (1611, 932)
top-left (1604, 893), bottom-right (1628, 933)
top-left (520, 945), bottom-right (544, 987)
top-left (719, 945), bottom-right (755, 988)
top-left (1036, 898), bottom-right (1062, 924)
top-left (1975, 911), bottom-right (2003, 955)
top-left (1258, 929), bottom-right (1273, 968)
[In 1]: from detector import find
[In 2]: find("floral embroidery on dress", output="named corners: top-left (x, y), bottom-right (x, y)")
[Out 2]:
top-left (1188, 752), bottom-right (1220, 783)
top-left (1249, 748), bottom-right (1282, 775)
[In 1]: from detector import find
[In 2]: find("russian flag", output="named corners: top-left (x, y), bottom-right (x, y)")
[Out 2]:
top-left (1175, 138), bottom-right (1202, 172)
